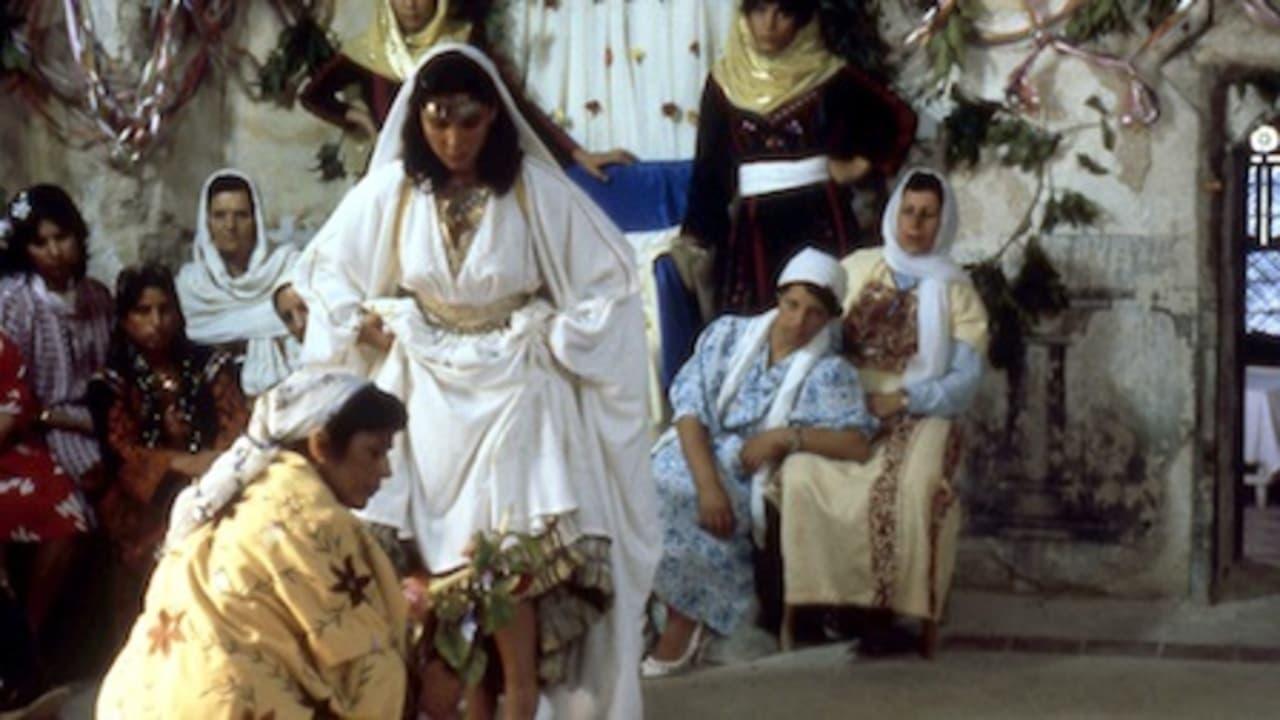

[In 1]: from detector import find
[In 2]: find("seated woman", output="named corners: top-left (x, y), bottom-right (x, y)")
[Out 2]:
top-left (90, 264), bottom-right (249, 628)
top-left (776, 169), bottom-right (988, 655)
top-left (679, 0), bottom-right (916, 314)
top-left (0, 329), bottom-right (91, 716)
top-left (95, 370), bottom-right (411, 719)
top-left (175, 170), bottom-right (299, 397)
top-left (0, 185), bottom-right (112, 494)
top-left (643, 248), bottom-right (876, 676)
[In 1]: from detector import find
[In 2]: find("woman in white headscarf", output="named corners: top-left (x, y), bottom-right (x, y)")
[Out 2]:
top-left (96, 369), bottom-right (413, 719)
top-left (292, 43), bottom-right (657, 719)
top-left (175, 170), bottom-right (299, 397)
top-left (775, 169), bottom-right (989, 656)
top-left (642, 247), bottom-right (876, 676)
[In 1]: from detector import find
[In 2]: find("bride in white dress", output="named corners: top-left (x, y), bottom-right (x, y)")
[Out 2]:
top-left (293, 42), bottom-right (658, 720)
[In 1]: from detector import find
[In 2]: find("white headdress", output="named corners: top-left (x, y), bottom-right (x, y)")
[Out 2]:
top-left (164, 369), bottom-right (369, 547)
top-left (177, 169), bottom-right (299, 395)
top-left (777, 246), bottom-right (848, 305)
top-left (880, 168), bottom-right (966, 384)
top-left (368, 42), bottom-right (560, 174)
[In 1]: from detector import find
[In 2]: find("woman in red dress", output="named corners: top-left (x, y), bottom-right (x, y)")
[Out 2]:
top-left (0, 329), bottom-right (91, 713)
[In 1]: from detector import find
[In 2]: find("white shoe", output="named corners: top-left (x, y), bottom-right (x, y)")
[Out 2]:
top-left (641, 623), bottom-right (708, 678)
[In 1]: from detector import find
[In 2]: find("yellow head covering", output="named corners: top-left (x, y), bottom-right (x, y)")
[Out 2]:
top-left (344, 0), bottom-right (473, 82)
top-left (711, 13), bottom-right (844, 116)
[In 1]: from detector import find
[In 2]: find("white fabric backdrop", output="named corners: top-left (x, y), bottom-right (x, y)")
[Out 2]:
top-left (497, 0), bottom-right (738, 160)
top-left (1244, 365), bottom-right (1280, 507)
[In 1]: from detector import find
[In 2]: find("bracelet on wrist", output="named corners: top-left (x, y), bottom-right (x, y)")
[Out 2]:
top-left (788, 427), bottom-right (803, 454)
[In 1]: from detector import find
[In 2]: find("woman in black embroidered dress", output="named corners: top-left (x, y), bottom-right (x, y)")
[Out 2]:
top-left (681, 0), bottom-right (917, 314)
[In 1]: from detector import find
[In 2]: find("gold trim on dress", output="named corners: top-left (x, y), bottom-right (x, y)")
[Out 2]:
top-left (434, 183), bottom-right (491, 277)
top-left (399, 288), bottom-right (533, 334)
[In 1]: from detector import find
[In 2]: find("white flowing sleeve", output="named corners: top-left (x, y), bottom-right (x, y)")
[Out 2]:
top-left (292, 164), bottom-right (406, 370)
top-left (522, 158), bottom-right (660, 719)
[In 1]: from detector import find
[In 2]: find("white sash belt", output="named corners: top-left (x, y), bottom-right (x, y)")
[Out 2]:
top-left (738, 156), bottom-right (830, 198)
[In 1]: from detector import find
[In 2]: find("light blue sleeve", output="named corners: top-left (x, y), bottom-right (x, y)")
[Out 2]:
top-left (789, 355), bottom-right (879, 435)
top-left (668, 316), bottom-right (746, 430)
top-left (903, 340), bottom-right (984, 418)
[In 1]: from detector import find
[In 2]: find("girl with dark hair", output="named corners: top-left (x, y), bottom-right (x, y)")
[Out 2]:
top-left (97, 371), bottom-right (413, 719)
top-left (295, 44), bottom-right (658, 719)
top-left (400, 50), bottom-right (524, 194)
top-left (299, 0), bottom-right (632, 180)
top-left (0, 184), bottom-right (110, 715)
top-left (679, 0), bottom-right (917, 314)
top-left (0, 185), bottom-right (112, 490)
top-left (89, 263), bottom-right (248, 625)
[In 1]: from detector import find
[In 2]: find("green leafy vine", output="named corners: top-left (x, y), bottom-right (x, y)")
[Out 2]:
top-left (257, 15), bottom-right (335, 106)
top-left (429, 527), bottom-right (547, 687)
top-left (819, 0), bottom-right (894, 81)
top-left (944, 90), bottom-right (1108, 383)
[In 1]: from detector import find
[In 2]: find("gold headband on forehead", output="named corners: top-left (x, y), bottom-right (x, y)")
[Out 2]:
top-left (423, 95), bottom-right (489, 121)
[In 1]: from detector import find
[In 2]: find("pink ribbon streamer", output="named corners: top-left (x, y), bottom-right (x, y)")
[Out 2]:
top-left (49, 0), bottom-right (233, 163)
top-left (1242, 0), bottom-right (1280, 29)
top-left (904, 0), bottom-right (1240, 128)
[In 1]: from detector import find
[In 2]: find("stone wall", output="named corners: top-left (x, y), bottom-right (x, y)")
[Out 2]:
top-left (2, 1), bottom-right (372, 282)
top-left (938, 4), bottom-right (1280, 599)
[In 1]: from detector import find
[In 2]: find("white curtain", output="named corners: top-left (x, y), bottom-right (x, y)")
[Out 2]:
top-left (498, 0), bottom-right (737, 161)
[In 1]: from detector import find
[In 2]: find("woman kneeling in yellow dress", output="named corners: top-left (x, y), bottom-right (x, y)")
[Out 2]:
top-left (96, 370), bottom-right (412, 719)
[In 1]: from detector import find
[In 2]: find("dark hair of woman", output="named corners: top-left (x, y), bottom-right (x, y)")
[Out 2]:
top-left (902, 172), bottom-right (946, 210)
top-left (401, 51), bottom-right (524, 194)
top-left (99, 263), bottom-right (225, 454)
top-left (112, 263), bottom-right (188, 348)
top-left (205, 175), bottom-right (255, 212)
top-left (449, 0), bottom-right (493, 24)
top-left (323, 385), bottom-right (409, 456)
top-left (780, 281), bottom-right (841, 317)
top-left (741, 0), bottom-right (819, 27)
top-left (1, 184), bottom-right (90, 280)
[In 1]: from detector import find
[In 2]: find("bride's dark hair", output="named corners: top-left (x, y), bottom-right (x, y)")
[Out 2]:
top-left (401, 50), bottom-right (524, 194)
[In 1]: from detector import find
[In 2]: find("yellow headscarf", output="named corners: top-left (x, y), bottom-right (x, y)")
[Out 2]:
top-left (344, 0), bottom-right (473, 82)
top-left (711, 14), bottom-right (844, 116)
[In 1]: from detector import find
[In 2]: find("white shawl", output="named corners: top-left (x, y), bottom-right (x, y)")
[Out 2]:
top-left (880, 168), bottom-right (966, 385)
top-left (164, 369), bottom-right (367, 548)
top-left (719, 309), bottom-right (830, 546)
top-left (649, 307), bottom-right (832, 548)
top-left (176, 169), bottom-right (299, 395)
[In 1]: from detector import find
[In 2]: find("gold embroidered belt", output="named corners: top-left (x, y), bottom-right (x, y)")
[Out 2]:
top-left (399, 287), bottom-right (533, 333)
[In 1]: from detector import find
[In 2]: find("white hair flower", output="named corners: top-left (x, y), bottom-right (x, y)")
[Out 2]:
top-left (10, 192), bottom-right (31, 221)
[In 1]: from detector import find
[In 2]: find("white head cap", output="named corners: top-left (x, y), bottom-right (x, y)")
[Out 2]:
top-left (776, 247), bottom-right (847, 307)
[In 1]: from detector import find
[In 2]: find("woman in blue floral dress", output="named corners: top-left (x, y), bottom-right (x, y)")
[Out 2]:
top-left (642, 248), bottom-right (877, 675)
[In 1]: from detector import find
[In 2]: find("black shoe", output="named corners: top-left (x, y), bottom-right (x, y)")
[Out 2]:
top-left (849, 623), bottom-right (918, 659)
